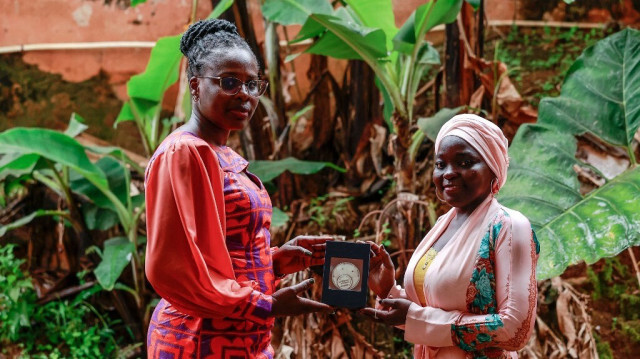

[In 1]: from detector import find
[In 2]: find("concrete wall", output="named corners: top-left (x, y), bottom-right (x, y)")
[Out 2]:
top-left (1, 0), bottom-right (213, 99)
top-left (0, 0), bottom-right (518, 105)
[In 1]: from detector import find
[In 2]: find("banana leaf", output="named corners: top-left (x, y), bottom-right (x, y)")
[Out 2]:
top-left (344, 0), bottom-right (397, 51)
top-left (261, 0), bottom-right (332, 25)
top-left (393, 0), bottom-right (462, 53)
top-left (249, 157), bottom-right (346, 182)
top-left (0, 128), bottom-right (108, 191)
top-left (94, 237), bottom-right (135, 291)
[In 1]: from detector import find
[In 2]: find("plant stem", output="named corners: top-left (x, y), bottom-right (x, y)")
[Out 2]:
top-left (190, 0), bottom-right (198, 23)
top-left (628, 247), bottom-right (640, 289)
top-left (52, 165), bottom-right (75, 213)
top-left (406, 2), bottom-right (437, 122)
top-left (128, 100), bottom-right (153, 157)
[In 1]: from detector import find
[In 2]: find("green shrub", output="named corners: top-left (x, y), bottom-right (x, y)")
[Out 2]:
top-left (0, 244), bottom-right (120, 358)
top-left (0, 244), bottom-right (37, 342)
top-left (594, 333), bottom-right (614, 359)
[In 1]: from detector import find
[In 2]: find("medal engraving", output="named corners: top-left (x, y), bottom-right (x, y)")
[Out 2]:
top-left (331, 262), bottom-right (360, 290)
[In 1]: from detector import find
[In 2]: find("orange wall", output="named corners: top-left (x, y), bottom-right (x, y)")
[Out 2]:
top-left (0, 0), bottom-right (213, 99)
top-left (1, 0), bottom-right (516, 104)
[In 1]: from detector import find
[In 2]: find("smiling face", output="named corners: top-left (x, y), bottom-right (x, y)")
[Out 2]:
top-left (433, 135), bottom-right (495, 215)
top-left (190, 47), bottom-right (260, 133)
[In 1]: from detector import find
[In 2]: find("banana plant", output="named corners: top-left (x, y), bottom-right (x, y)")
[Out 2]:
top-left (0, 115), bottom-right (145, 304)
top-left (114, 0), bottom-right (235, 157)
top-left (262, 0), bottom-right (472, 193)
top-left (498, 28), bottom-right (640, 279)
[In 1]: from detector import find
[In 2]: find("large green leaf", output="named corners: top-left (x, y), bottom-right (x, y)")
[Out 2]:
top-left (539, 29), bottom-right (640, 150)
top-left (294, 10), bottom-right (388, 61)
top-left (0, 153), bottom-right (42, 182)
top-left (262, 0), bottom-right (333, 25)
top-left (248, 157), bottom-right (346, 182)
top-left (344, 0), bottom-right (397, 50)
top-left (393, 0), bottom-right (462, 54)
top-left (94, 237), bottom-right (135, 291)
top-left (499, 28), bottom-right (640, 280)
top-left (127, 35), bottom-right (182, 102)
top-left (416, 106), bottom-right (464, 142)
top-left (84, 145), bottom-right (145, 176)
top-left (115, 35), bottom-right (180, 126)
top-left (70, 156), bottom-right (130, 212)
top-left (272, 207), bottom-right (290, 228)
top-left (82, 202), bottom-right (119, 231)
top-left (0, 209), bottom-right (68, 237)
top-left (0, 128), bottom-right (108, 191)
top-left (207, 0), bottom-right (235, 19)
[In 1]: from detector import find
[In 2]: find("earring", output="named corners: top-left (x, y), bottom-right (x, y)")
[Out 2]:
top-left (435, 188), bottom-right (446, 203)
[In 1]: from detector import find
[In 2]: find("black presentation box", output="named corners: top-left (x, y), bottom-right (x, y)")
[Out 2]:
top-left (321, 241), bottom-right (370, 309)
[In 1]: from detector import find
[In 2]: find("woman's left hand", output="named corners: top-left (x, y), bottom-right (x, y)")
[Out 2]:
top-left (272, 235), bottom-right (332, 276)
top-left (360, 298), bottom-right (412, 326)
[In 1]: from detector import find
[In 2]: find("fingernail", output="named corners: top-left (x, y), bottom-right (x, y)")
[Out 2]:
top-left (304, 250), bottom-right (313, 256)
top-left (309, 278), bottom-right (315, 284)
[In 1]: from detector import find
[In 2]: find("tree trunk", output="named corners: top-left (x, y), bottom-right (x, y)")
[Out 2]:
top-left (309, 55), bottom-right (334, 152)
top-left (444, 21), bottom-right (461, 108)
top-left (265, 21), bottom-right (287, 134)
top-left (444, 2), bottom-right (484, 108)
top-left (346, 60), bottom-right (381, 159)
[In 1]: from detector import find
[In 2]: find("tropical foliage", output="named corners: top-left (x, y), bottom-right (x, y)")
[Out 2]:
top-left (499, 28), bottom-right (640, 279)
top-left (262, 0), bottom-right (467, 193)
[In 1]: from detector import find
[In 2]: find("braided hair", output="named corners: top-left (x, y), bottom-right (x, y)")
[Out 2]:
top-left (180, 19), bottom-right (256, 78)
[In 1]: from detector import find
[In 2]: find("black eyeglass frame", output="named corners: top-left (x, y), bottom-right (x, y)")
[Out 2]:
top-left (197, 76), bottom-right (269, 97)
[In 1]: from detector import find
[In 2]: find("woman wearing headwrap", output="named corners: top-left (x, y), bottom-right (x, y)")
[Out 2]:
top-left (361, 114), bottom-right (540, 358)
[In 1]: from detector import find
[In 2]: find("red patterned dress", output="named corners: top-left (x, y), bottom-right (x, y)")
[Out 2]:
top-left (145, 131), bottom-right (276, 358)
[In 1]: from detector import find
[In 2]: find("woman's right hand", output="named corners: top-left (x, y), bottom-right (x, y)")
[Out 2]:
top-left (271, 278), bottom-right (333, 317)
top-left (366, 241), bottom-right (395, 298)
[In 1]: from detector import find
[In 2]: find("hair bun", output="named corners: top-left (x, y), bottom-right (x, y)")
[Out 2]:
top-left (180, 19), bottom-right (239, 56)
top-left (209, 19), bottom-right (238, 36)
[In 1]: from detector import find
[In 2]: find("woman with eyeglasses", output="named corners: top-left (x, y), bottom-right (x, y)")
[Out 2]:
top-left (145, 19), bottom-right (332, 358)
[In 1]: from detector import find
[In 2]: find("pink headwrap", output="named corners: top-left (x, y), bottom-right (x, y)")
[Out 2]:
top-left (434, 114), bottom-right (509, 190)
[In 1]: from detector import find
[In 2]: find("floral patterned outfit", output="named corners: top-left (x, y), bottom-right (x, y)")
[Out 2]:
top-left (385, 196), bottom-right (539, 358)
top-left (145, 131), bottom-right (276, 358)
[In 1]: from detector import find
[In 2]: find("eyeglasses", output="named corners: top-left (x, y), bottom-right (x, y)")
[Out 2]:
top-left (198, 76), bottom-right (269, 97)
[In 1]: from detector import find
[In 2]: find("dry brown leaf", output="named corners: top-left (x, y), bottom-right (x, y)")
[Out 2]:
top-left (469, 86), bottom-right (484, 109)
top-left (466, 56), bottom-right (537, 126)
top-left (556, 290), bottom-right (577, 355)
top-left (369, 123), bottom-right (386, 176)
top-left (330, 328), bottom-right (348, 359)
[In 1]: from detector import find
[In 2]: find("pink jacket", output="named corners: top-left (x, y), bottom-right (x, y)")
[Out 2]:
top-left (386, 197), bottom-right (539, 358)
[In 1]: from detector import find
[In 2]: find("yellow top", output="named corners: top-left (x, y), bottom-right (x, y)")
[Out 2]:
top-left (413, 247), bottom-right (438, 306)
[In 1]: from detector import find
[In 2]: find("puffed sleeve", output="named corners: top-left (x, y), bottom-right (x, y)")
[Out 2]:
top-left (145, 137), bottom-right (272, 323)
top-left (404, 210), bottom-right (539, 351)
